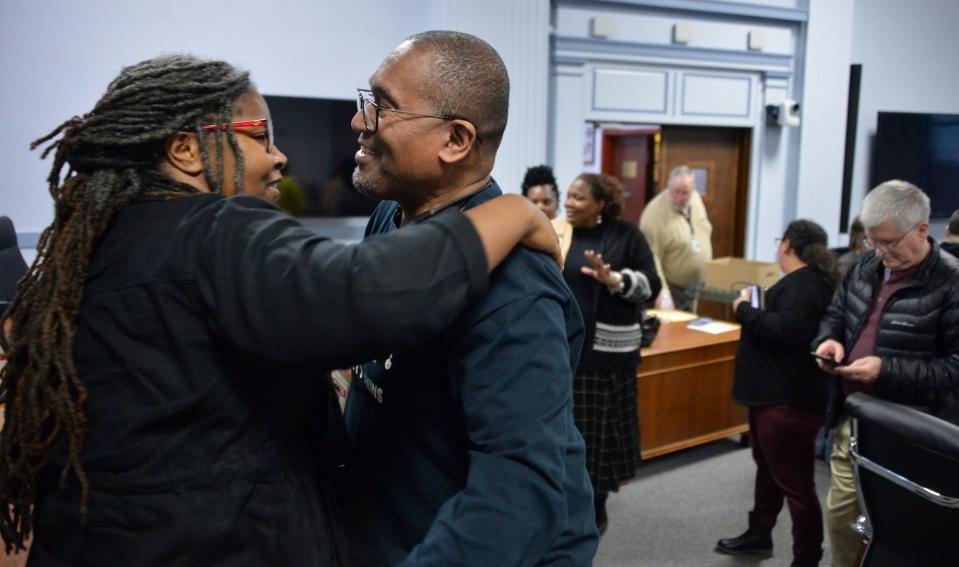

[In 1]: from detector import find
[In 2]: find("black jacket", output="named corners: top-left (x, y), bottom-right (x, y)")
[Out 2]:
top-left (733, 267), bottom-right (834, 412)
top-left (940, 239), bottom-right (959, 258)
top-left (814, 239), bottom-right (959, 426)
top-left (27, 193), bottom-right (489, 566)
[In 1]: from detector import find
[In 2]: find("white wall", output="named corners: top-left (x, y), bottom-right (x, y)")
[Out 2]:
top-left (431, 0), bottom-right (551, 199)
top-left (848, 0), bottom-right (959, 238)
top-left (793, 0), bottom-right (855, 245)
top-left (0, 0), bottom-right (549, 237)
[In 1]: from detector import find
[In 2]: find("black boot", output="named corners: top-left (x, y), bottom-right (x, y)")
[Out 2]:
top-left (594, 492), bottom-right (608, 535)
top-left (790, 554), bottom-right (820, 567)
top-left (715, 512), bottom-right (773, 557)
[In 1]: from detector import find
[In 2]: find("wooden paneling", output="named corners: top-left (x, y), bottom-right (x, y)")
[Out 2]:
top-left (637, 321), bottom-right (747, 459)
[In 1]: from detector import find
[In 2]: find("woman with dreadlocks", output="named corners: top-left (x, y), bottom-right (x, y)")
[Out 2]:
top-left (0, 55), bottom-right (559, 566)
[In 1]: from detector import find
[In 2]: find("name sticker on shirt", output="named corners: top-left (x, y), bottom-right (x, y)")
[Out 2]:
top-left (354, 365), bottom-right (384, 404)
top-left (691, 239), bottom-right (701, 253)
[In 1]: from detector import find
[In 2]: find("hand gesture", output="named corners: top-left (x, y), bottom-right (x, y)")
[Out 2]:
top-left (581, 250), bottom-right (622, 292)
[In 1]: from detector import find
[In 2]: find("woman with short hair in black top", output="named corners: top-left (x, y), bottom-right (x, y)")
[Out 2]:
top-left (716, 219), bottom-right (838, 567)
top-left (521, 164), bottom-right (560, 220)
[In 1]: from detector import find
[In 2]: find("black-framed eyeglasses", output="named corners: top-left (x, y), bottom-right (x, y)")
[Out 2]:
top-left (200, 118), bottom-right (274, 154)
top-left (863, 223), bottom-right (919, 251)
top-left (356, 88), bottom-right (484, 144)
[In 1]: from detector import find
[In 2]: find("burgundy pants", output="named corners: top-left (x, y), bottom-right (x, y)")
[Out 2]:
top-left (749, 404), bottom-right (825, 561)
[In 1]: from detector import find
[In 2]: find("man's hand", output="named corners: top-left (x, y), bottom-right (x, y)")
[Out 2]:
top-left (815, 339), bottom-right (845, 374)
top-left (654, 289), bottom-right (674, 310)
top-left (731, 287), bottom-right (750, 312)
top-left (835, 356), bottom-right (882, 384)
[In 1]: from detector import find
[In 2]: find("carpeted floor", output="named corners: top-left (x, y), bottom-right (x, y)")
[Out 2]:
top-left (594, 437), bottom-right (832, 567)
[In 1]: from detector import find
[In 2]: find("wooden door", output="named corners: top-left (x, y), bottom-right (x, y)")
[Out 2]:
top-left (659, 126), bottom-right (751, 258)
top-left (601, 127), bottom-right (659, 225)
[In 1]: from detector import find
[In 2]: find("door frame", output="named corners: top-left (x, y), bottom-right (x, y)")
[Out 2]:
top-left (600, 127), bottom-right (661, 219)
top-left (655, 126), bottom-right (752, 258)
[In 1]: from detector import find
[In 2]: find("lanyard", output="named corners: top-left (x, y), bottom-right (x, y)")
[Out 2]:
top-left (392, 180), bottom-right (494, 227)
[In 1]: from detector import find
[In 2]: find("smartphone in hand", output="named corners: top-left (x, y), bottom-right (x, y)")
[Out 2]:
top-left (810, 352), bottom-right (839, 367)
top-left (747, 284), bottom-right (765, 309)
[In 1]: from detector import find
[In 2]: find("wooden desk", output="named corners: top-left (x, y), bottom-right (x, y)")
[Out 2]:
top-left (637, 320), bottom-right (748, 459)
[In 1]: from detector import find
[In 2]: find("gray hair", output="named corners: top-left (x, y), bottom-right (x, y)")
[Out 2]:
top-left (860, 180), bottom-right (930, 232)
top-left (667, 165), bottom-right (695, 189)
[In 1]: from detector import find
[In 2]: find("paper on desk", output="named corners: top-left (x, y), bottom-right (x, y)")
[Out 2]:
top-left (686, 318), bottom-right (739, 334)
top-left (646, 309), bottom-right (698, 323)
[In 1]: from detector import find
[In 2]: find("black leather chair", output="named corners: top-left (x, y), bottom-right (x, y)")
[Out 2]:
top-left (846, 392), bottom-right (959, 567)
top-left (1, 215), bottom-right (29, 404)
top-left (0, 215), bottom-right (29, 306)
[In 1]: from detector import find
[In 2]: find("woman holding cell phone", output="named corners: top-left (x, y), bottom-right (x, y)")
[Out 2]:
top-left (715, 219), bottom-right (838, 567)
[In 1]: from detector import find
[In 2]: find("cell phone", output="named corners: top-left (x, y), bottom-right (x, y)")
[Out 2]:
top-left (747, 285), bottom-right (765, 309)
top-left (810, 352), bottom-right (839, 367)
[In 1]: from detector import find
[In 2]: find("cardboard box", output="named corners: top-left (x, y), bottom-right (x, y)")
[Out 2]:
top-left (705, 257), bottom-right (781, 291)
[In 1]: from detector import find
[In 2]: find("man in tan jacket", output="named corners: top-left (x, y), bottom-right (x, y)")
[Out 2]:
top-left (639, 165), bottom-right (713, 312)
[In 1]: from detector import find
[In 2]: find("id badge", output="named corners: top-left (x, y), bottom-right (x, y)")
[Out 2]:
top-left (691, 239), bottom-right (701, 253)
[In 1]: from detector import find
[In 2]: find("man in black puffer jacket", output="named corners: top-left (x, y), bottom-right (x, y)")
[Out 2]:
top-left (812, 180), bottom-right (959, 567)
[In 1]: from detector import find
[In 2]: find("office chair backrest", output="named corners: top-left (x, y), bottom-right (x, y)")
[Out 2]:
top-left (0, 216), bottom-right (29, 305)
top-left (846, 392), bottom-right (959, 567)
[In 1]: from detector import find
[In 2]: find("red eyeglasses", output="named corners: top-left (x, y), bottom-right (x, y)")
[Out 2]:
top-left (200, 119), bottom-right (274, 153)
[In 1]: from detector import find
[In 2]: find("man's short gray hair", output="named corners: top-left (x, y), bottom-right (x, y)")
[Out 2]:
top-left (860, 180), bottom-right (930, 232)
top-left (667, 165), bottom-right (694, 188)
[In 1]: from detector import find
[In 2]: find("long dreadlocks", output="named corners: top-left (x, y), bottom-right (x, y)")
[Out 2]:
top-left (0, 54), bottom-right (251, 551)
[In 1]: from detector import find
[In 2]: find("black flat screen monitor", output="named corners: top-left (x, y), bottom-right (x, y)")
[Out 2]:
top-left (264, 94), bottom-right (380, 217)
top-left (872, 112), bottom-right (959, 218)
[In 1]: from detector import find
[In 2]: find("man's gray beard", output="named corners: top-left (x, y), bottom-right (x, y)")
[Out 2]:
top-left (351, 166), bottom-right (380, 199)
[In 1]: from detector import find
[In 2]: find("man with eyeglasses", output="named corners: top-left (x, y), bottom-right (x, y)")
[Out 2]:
top-left (812, 180), bottom-right (959, 567)
top-left (344, 31), bottom-right (597, 567)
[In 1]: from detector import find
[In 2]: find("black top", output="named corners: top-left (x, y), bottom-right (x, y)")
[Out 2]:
top-left (732, 266), bottom-right (833, 412)
top-left (940, 239), bottom-right (959, 258)
top-left (565, 224), bottom-right (604, 340)
top-left (27, 193), bottom-right (489, 567)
